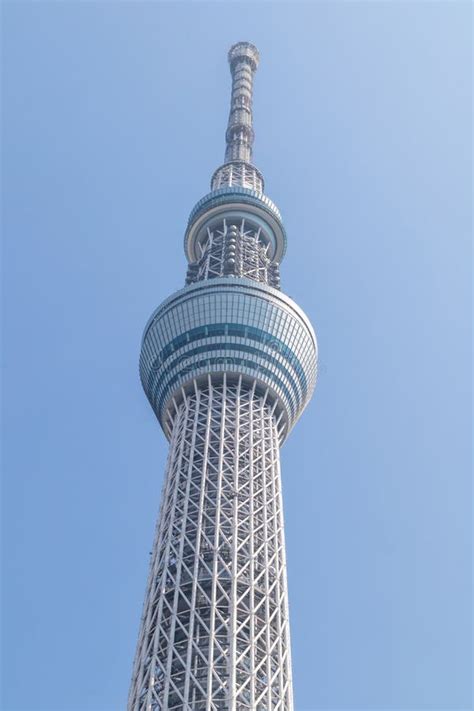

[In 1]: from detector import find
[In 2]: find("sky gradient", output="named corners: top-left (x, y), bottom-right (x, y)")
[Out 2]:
top-left (2, 2), bottom-right (472, 710)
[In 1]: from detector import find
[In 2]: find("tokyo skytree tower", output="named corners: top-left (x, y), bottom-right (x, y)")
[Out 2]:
top-left (128, 43), bottom-right (318, 711)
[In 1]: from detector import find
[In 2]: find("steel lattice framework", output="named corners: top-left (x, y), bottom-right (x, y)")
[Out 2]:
top-left (185, 219), bottom-right (280, 288)
top-left (129, 379), bottom-right (292, 710)
top-left (129, 42), bottom-right (317, 711)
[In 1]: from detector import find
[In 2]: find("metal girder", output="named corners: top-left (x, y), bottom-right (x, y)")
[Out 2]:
top-left (128, 377), bottom-right (293, 711)
top-left (185, 219), bottom-right (280, 289)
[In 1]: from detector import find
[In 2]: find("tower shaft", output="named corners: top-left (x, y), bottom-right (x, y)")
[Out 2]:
top-left (129, 379), bottom-right (293, 710)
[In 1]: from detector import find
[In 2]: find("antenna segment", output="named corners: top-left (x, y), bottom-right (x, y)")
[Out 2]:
top-left (211, 42), bottom-right (265, 193)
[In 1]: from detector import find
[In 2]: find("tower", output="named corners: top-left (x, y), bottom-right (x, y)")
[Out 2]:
top-left (128, 42), bottom-right (317, 711)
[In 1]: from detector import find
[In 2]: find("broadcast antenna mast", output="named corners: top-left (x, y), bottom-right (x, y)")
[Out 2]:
top-left (128, 42), bottom-right (318, 711)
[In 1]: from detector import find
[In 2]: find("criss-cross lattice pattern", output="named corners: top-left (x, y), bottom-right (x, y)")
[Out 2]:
top-left (185, 219), bottom-right (280, 289)
top-left (211, 162), bottom-right (264, 193)
top-left (128, 377), bottom-right (293, 711)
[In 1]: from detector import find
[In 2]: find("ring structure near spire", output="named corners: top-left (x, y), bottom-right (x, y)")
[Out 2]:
top-left (228, 42), bottom-right (260, 71)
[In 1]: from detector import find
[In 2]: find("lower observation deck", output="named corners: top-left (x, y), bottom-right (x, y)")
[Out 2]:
top-left (140, 277), bottom-right (317, 441)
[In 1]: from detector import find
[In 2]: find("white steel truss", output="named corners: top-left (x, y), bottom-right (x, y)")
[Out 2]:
top-left (185, 219), bottom-right (281, 289)
top-left (128, 376), bottom-right (293, 711)
top-left (211, 162), bottom-right (264, 193)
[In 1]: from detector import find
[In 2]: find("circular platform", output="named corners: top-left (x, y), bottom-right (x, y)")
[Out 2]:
top-left (140, 277), bottom-right (317, 441)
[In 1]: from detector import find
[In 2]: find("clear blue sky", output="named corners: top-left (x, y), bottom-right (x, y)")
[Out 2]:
top-left (2, 2), bottom-right (471, 710)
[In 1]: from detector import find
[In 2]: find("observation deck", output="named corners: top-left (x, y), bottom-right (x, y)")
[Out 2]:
top-left (140, 277), bottom-right (317, 442)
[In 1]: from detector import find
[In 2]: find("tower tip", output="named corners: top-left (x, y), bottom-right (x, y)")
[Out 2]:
top-left (228, 42), bottom-right (259, 71)
top-left (211, 41), bottom-right (262, 187)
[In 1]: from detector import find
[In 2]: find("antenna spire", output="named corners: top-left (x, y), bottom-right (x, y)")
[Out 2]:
top-left (225, 42), bottom-right (259, 163)
top-left (211, 42), bottom-right (264, 193)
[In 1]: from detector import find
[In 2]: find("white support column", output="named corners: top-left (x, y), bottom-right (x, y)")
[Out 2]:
top-left (128, 379), bottom-right (294, 711)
